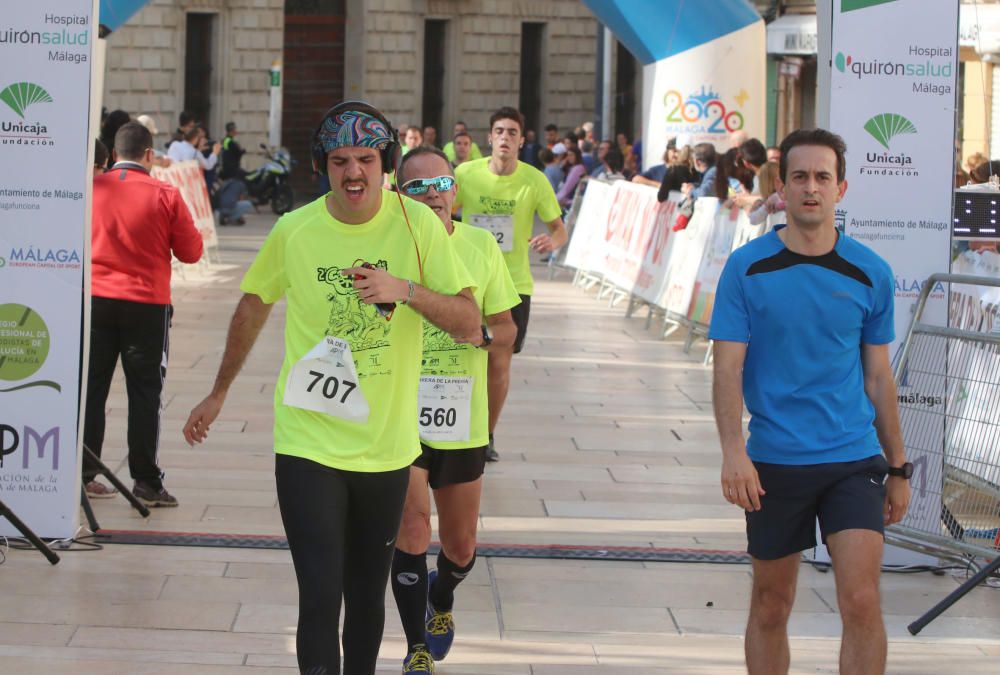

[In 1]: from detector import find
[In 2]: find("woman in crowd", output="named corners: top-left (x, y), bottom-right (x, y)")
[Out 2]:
top-left (556, 146), bottom-right (586, 208)
top-left (657, 145), bottom-right (697, 202)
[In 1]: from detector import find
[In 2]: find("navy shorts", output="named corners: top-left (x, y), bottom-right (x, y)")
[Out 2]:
top-left (412, 443), bottom-right (488, 490)
top-left (746, 454), bottom-right (889, 560)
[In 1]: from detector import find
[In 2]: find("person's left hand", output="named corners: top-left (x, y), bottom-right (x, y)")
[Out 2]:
top-left (530, 233), bottom-right (555, 253)
top-left (343, 266), bottom-right (407, 305)
top-left (884, 476), bottom-right (911, 525)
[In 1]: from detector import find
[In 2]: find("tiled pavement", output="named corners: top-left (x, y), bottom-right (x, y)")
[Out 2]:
top-left (1, 210), bottom-right (998, 674)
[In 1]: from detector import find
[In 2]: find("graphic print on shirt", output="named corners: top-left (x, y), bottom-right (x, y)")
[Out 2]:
top-left (478, 195), bottom-right (517, 214)
top-left (421, 321), bottom-right (469, 374)
top-left (317, 259), bottom-right (391, 352)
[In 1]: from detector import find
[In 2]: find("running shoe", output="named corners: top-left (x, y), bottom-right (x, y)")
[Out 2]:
top-left (133, 481), bottom-right (179, 507)
top-left (424, 570), bottom-right (456, 661)
top-left (84, 480), bottom-right (117, 499)
top-left (402, 644), bottom-right (435, 673)
top-left (486, 434), bottom-right (500, 462)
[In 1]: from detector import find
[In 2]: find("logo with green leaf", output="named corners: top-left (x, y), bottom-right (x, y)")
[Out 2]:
top-left (864, 113), bottom-right (917, 149)
top-left (0, 82), bottom-right (54, 119)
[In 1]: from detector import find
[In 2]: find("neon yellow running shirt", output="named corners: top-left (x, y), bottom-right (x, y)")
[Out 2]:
top-left (454, 158), bottom-right (561, 295)
top-left (421, 221), bottom-right (520, 449)
top-left (241, 193), bottom-right (474, 472)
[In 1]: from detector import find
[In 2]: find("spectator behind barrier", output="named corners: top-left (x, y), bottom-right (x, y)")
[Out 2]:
top-left (970, 159), bottom-right (1000, 184)
top-left (748, 161), bottom-right (785, 226)
top-left (99, 109), bottom-right (131, 169)
top-left (93, 138), bottom-right (108, 178)
top-left (657, 146), bottom-right (697, 202)
top-left (594, 147), bottom-right (626, 181)
top-left (684, 143), bottom-right (718, 198)
top-left (540, 147), bottom-right (562, 191)
top-left (715, 148), bottom-right (755, 201)
top-left (556, 146), bottom-right (586, 207)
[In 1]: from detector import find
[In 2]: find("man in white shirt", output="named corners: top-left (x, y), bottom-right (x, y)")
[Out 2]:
top-left (167, 126), bottom-right (221, 171)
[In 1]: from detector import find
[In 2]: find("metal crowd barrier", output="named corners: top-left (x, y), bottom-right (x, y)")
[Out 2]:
top-left (887, 272), bottom-right (1000, 634)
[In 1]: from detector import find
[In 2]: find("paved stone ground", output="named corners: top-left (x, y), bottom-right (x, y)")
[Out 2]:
top-left (1, 210), bottom-right (998, 673)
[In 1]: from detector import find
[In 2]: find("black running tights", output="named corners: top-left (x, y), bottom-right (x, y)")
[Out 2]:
top-left (275, 454), bottom-right (410, 675)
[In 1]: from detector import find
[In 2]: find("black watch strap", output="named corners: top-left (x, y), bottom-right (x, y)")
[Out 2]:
top-left (887, 462), bottom-right (913, 479)
top-left (480, 324), bottom-right (493, 348)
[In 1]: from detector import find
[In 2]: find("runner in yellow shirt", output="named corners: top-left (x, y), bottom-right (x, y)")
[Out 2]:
top-left (181, 101), bottom-right (480, 675)
top-left (454, 106), bottom-right (568, 461)
top-left (388, 147), bottom-right (519, 673)
top-left (442, 120), bottom-right (482, 164)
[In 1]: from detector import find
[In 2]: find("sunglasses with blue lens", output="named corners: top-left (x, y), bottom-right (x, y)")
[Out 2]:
top-left (400, 175), bottom-right (455, 196)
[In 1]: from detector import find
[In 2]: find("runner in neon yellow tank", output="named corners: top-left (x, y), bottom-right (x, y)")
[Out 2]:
top-left (453, 106), bottom-right (567, 461)
top-left (388, 146), bottom-right (520, 672)
top-left (182, 102), bottom-right (480, 675)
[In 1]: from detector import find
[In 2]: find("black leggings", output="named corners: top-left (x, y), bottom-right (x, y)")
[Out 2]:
top-left (275, 454), bottom-right (410, 675)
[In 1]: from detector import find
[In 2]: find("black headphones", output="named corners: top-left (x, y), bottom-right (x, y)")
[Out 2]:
top-left (311, 100), bottom-right (400, 176)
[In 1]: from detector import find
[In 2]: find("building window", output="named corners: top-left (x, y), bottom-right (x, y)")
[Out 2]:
top-left (422, 19), bottom-right (448, 136)
top-left (184, 13), bottom-right (216, 129)
top-left (519, 22), bottom-right (545, 135)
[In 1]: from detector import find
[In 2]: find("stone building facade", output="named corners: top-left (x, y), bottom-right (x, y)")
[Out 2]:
top-left (102, 0), bottom-right (631, 188)
top-left (346, 0), bottom-right (603, 145)
top-left (101, 0), bottom-right (283, 153)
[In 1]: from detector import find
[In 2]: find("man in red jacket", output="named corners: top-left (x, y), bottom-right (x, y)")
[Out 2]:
top-left (83, 121), bottom-right (204, 506)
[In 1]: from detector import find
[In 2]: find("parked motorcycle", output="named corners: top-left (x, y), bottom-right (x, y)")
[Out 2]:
top-left (245, 144), bottom-right (294, 214)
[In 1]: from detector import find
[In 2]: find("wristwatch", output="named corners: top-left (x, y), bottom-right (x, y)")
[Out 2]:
top-left (887, 462), bottom-right (914, 479)
top-left (479, 324), bottom-right (493, 348)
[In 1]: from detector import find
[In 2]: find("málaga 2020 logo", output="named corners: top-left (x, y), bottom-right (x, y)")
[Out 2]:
top-left (661, 85), bottom-right (746, 135)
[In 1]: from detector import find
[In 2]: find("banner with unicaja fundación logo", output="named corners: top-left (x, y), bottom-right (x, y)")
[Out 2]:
top-left (827, 0), bottom-right (957, 544)
top-left (0, 1), bottom-right (96, 538)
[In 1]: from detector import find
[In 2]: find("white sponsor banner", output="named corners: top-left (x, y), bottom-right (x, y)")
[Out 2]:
top-left (659, 198), bottom-right (718, 317)
top-left (151, 160), bottom-right (217, 251)
top-left (830, 0), bottom-right (956, 355)
top-left (601, 182), bottom-right (671, 294)
top-left (0, 1), bottom-right (96, 538)
top-left (564, 187), bottom-right (773, 323)
top-left (688, 204), bottom-right (743, 326)
top-left (827, 0), bottom-right (957, 555)
top-left (563, 180), bottom-right (614, 275)
top-left (642, 21), bottom-right (766, 167)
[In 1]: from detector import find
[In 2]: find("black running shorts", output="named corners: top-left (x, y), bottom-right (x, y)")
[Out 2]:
top-left (510, 294), bottom-right (531, 354)
top-left (746, 454), bottom-right (889, 560)
top-left (412, 443), bottom-right (488, 489)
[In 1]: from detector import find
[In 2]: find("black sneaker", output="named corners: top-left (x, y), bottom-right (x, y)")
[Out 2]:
top-left (486, 434), bottom-right (499, 462)
top-left (133, 482), bottom-right (179, 507)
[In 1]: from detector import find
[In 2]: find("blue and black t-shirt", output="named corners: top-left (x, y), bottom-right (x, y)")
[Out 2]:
top-left (709, 226), bottom-right (894, 465)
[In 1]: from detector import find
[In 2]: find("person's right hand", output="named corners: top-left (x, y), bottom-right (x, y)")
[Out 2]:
top-left (183, 394), bottom-right (225, 446)
top-left (721, 450), bottom-right (765, 511)
top-left (212, 142), bottom-right (222, 155)
top-left (680, 182), bottom-right (693, 195)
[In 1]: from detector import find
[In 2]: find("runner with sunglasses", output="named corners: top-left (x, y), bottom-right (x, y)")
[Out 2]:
top-left (182, 101), bottom-right (480, 675)
top-left (454, 106), bottom-right (567, 461)
top-left (390, 147), bottom-right (519, 674)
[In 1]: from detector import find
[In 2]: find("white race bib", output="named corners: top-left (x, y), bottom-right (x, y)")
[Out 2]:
top-left (469, 214), bottom-right (514, 252)
top-left (283, 336), bottom-right (370, 423)
top-left (417, 376), bottom-right (473, 442)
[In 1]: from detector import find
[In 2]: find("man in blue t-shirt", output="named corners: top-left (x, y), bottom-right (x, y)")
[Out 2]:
top-left (710, 128), bottom-right (911, 675)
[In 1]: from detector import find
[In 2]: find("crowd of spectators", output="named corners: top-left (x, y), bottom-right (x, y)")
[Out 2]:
top-left (394, 117), bottom-right (797, 230)
top-left (96, 108), bottom-right (252, 225)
